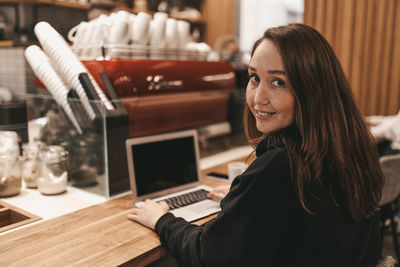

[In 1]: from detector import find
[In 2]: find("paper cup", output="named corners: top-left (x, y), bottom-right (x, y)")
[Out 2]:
top-left (228, 162), bottom-right (247, 181)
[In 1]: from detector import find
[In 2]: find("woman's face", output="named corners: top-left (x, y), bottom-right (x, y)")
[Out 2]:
top-left (246, 39), bottom-right (295, 135)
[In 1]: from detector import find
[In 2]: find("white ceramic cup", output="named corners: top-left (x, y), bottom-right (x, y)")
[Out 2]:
top-left (108, 11), bottom-right (117, 23)
top-left (228, 162), bottom-right (247, 182)
top-left (153, 12), bottom-right (168, 22)
top-left (177, 20), bottom-right (190, 48)
top-left (131, 12), bottom-right (152, 45)
top-left (67, 23), bottom-right (79, 42)
top-left (107, 16), bottom-right (130, 44)
top-left (70, 20), bottom-right (98, 57)
top-left (149, 18), bottom-right (166, 47)
top-left (79, 19), bottom-right (108, 58)
top-left (115, 10), bottom-right (130, 21)
top-left (196, 42), bottom-right (212, 60)
top-left (68, 21), bottom-right (89, 45)
top-left (127, 13), bottom-right (136, 43)
top-left (79, 20), bottom-right (98, 45)
top-left (91, 20), bottom-right (108, 44)
top-left (164, 18), bottom-right (178, 48)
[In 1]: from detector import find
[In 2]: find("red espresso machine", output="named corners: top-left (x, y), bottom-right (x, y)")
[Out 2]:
top-left (83, 58), bottom-right (236, 138)
top-left (33, 49), bottom-right (236, 197)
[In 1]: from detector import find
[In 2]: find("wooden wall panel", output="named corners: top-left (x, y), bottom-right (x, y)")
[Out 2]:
top-left (388, 0), bottom-right (400, 115)
top-left (325, 0), bottom-right (337, 49)
top-left (201, 0), bottom-right (235, 49)
top-left (338, 0), bottom-right (355, 76)
top-left (350, 0), bottom-right (368, 102)
top-left (359, 0), bottom-right (376, 113)
top-left (369, 0), bottom-right (387, 113)
top-left (379, 0), bottom-right (395, 115)
top-left (333, 0), bottom-right (342, 53)
top-left (304, 0), bottom-right (400, 116)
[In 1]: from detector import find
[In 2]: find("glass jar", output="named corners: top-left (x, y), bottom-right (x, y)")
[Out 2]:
top-left (37, 145), bottom-right (68, 195)
top-left (0, 130), bottom-right (19, 153)
top-left (0, 131), bottom-right (21, 197)
top-left (21, 142), bottom-right (44, 188)
top-left (70, 133), bottom-right (101, 187)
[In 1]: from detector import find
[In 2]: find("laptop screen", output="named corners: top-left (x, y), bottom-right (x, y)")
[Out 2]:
top-left (130, 135), bottom-right (199, 197)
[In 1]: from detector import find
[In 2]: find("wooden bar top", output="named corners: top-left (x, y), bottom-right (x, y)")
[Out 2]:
top-left (0, 159), bottom-right (249, 267)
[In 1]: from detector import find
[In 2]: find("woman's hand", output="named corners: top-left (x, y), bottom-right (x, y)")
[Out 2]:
top-left (207, 185), bottom-right (230, 202)
top-left (128, 199), bottom-right (170, 230)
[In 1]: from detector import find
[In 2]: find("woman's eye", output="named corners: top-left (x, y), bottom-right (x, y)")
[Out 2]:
top-left (249, 74), bottom-right (260, 84)
top-left (271, 79), bottom-right (285, 88)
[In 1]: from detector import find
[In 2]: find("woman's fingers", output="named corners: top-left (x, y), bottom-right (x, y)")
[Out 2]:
top-left (127, 200), bottom-right (170, 230)
top-left (129, 209), bottom-right (138, 215)
top-left (159, 201), bottom-right (170, 210)
top-left (207, 191), bottom-right (226, 202)
top-left (207, 185), bottom-right (230, 201)
top-left (127, 214), bottom-right (137, 220)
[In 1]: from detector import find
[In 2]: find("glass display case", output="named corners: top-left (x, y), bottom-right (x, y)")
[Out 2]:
top-left (25, 92), bottom-right (130, 199)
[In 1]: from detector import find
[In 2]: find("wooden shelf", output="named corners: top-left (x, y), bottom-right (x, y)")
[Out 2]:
top-left (91, 0), bottom-right (115, 9)
top-left (169, 15), bottom-right (205, 24)
top-left (0, 40), bottom-right (39, 47)
top-left (0, 40), bottom-right (14, 47)
top-left (0, 0), bottom-right (51, 4)
top-left (52, 0), bottom-right (91, 9)
top-left (0, 0), bottom-right (91, 9)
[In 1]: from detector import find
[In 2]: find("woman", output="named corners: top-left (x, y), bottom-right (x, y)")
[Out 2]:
top-left (128, 24), bottom-right (384, 267)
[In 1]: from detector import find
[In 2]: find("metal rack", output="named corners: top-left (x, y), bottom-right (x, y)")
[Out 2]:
top-left (72, 44), bottom-right (232, 61)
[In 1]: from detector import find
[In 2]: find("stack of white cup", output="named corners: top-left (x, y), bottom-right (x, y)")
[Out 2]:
top-left (34, 21), bottom-right (114, 121)
top-left (24, 45), bottom-right (82, 134)
top-left (68, 11), bottom-right (208, 60)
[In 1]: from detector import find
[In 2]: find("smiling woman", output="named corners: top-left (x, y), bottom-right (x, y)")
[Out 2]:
top-left (128, 23), bottom-right (384, 267)
top-left (246, 39), bottom-right (295, 136)
top-left (244, 23), bottom-right (384, 223)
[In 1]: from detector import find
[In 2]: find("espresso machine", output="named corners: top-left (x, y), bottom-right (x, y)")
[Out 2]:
top-left (82, 48), bottom-right (236, 138)
top-left (31, 44), bottom-right (236, 198)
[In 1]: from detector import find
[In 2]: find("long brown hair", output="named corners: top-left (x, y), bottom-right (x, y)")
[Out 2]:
top-left (244, 23), bottom-right (384, 222)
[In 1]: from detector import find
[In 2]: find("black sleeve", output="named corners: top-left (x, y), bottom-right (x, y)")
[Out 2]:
top-left (155, 150), bottom-right (300, 267)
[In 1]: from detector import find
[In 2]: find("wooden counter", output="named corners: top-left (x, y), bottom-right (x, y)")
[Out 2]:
top-left (0, 160), bottom-right (248, 266)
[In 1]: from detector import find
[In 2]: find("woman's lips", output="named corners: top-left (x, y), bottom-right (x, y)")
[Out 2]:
top-left (255, 110), bottom-right (276, 118)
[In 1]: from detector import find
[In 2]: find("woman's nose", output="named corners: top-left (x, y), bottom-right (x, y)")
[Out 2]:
top-left (254, 86), bottom-right (269, 105)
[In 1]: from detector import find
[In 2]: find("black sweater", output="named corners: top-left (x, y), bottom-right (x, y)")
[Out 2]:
top-left (155, 140), bottom-right (379, 267)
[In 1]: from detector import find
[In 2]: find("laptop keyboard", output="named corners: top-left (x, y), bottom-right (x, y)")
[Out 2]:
top-left (160, 189), bottom-right (209, 210)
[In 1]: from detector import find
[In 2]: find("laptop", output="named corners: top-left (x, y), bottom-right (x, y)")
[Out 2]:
top-left (125, 129), bottom-right (221, 222)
